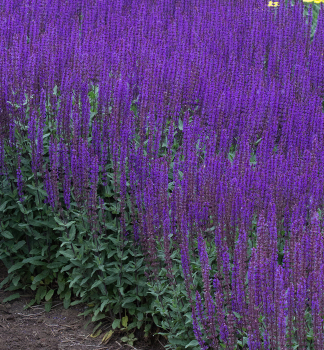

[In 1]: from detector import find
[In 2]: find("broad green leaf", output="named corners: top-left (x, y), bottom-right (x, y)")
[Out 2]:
top-left (24, 298), bottom-right (36, 310)
top-left (122, 296), bottom-right (137, 307)
top-left (45, 301), bottom-right (52, 312)
top-left (59, 250), bottom-right (75, 259)
top-left (1, 230), bottom-right (14, 239)
top-left (122, 315), bottom-right (128, 328)
top-left (0, 200), bottom-right (9, 212)
top-left (69, 275), bottom-right (82, 288)
top-left (65, 221), bottom-right (76, 228)
top-left (91, 280), bottom-right (103, 290)
top-left (2, 293), bottom-right (20, 303)
top-left (54, 216), bottom-right (64, 226)
top-left (17, 202), bottom-right (31, 215)
top-left (22, 256), bottom-right (45, 265)
top-left (12, 276), bottom-right (20, 286)
top-left (112, 319), bottom-right (121, 329)
top-left (12, 241), bottom-right (26, 252)
top-left (185, 340), bottom-right (199, 348)
top-left (47, 261), bottom-right (64, 269)
top-left (63, 298), bottom-right (70, 309)
top-left (32, 270), bottom-right (50, 284)
top-left (233, 311), bottom-right (242, 319)
top-left (92, 313), bottom-right (106, 322)
top-left (105, 276), bottom-right (118, 285)
top-left (8, 262), bottom-right (24, 274)
top-left (99, 299), bottom-right (110, 312)
top-left (61, 263), bottom-right (74, 272)
top-left (69, 225), bottom-right (76, 239)
top-left (0, 276), bottom-right (10, 289)
top-left (45, 289), bottom-right (54, 301)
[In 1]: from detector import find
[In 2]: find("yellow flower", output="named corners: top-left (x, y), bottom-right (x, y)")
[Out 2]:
top-left (268, 1), bottom-right (280, 6)
top-left (267, 0), bottom-right (324, 5)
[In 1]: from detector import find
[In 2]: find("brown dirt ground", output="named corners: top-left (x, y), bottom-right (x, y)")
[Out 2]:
top-left (0, 261), bottom-right (168, 350)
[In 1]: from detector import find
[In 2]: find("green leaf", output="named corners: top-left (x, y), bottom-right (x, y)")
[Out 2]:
top-left (112, 319), bottom-right (121, 329)
top-left (185, 340), bottom-right (199, 348)
top-left (47, 261), bottom-right (64, 269)
top-left (2, 293), bottom-right (20, 303)
top-left (35, 286), bottom-right (47, 303)
top-left (69, 225), bottom-right (76, 239)
top-left (178, 118), bottom-right (183, 131)
top-left (71, 299), bottom-right (83, 306)
top-left (80, 276), bottom-right (90, 286)
top-left (59, 250), bottom-right (75, 259)
top-left (0, 200), bottom-right (9, 212)
top-left (8, 262), bottom-right (24, 274)
top-left (65, 289), bottom-right (71, 300)
top-left (22, 257), bottom-right (45, 265)
top-left (99, 299), bottom-right (110, 312)
top-left (122, 296), bottom-right (137, 307)
top-left (45, 289), bottom-right (54, 301)
top-left (122, 315), bottom-right (128, 328)
top-left (26, 184), bottom-right (37, 191)
top-left (65, 221), bottom-right (76, 228)
top-left (69, 275), bottom-right (82, 288)
top-left (0, 276), bottom-right (10, 289)
top-left (61, 263), bottom-right (74, 272)
top-left (12, 275), bottom-right (20, 286)
top-left (28, 219), bottom-right (43, 227)
top-left (54, 216), bottom-right (64, 226)
top-left (63, 289), bottom-right (71, 309)
top-left (91, 280), bottom-right (103, 290)
top-left (63, 298), bottom-right (70, 309)
top-left (24, 299), bottom-right (36, 310)
top-left (92, 313), bottom-right (106, 322)
top-left (1, 230), bottom-right (14, 239)
top-left (45, 301), bottom-right (52, 312)
top-left (127, 321), bottom-right (137, 330)
top-left (12, 241), bottom-right (26, 252)
top-left (42, 220), bottom-right (57, 229)
top-left (153, 315), bottom-right (159, 326)
top-left (168, 338), bottom-right (188, 346)
top-left (104, 275), bottom-right (118, 285)
top-left (233, 311), bottom-right (242, 319)
top-left (17, 202), bottom-right (31, 215)
top-left (32, 270), bottom-right (50, 284)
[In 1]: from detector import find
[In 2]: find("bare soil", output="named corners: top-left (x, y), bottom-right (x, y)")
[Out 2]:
top-left (0, 262), bottom-right (168, 350)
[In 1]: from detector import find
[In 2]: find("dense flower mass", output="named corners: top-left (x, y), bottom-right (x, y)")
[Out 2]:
top-left (1, 0), bottom-right (324, 348)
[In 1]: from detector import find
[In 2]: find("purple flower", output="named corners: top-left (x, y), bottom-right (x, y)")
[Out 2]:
top-left (191, 307), bottom-right (209, 350)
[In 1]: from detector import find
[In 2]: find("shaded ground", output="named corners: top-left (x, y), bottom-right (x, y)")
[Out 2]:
top-left (0, 262), bottom-right (168, 350)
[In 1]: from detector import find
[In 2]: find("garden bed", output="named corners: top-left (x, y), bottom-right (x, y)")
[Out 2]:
top-left (0, 262), bottom-right (166, 350)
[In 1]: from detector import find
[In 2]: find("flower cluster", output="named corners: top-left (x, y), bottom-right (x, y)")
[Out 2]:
top-left (1, 0), bottom-right (324, 348)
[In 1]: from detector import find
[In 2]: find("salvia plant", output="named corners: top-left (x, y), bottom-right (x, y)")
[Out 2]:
top-left (1, 0), bottom-right (324, 349)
